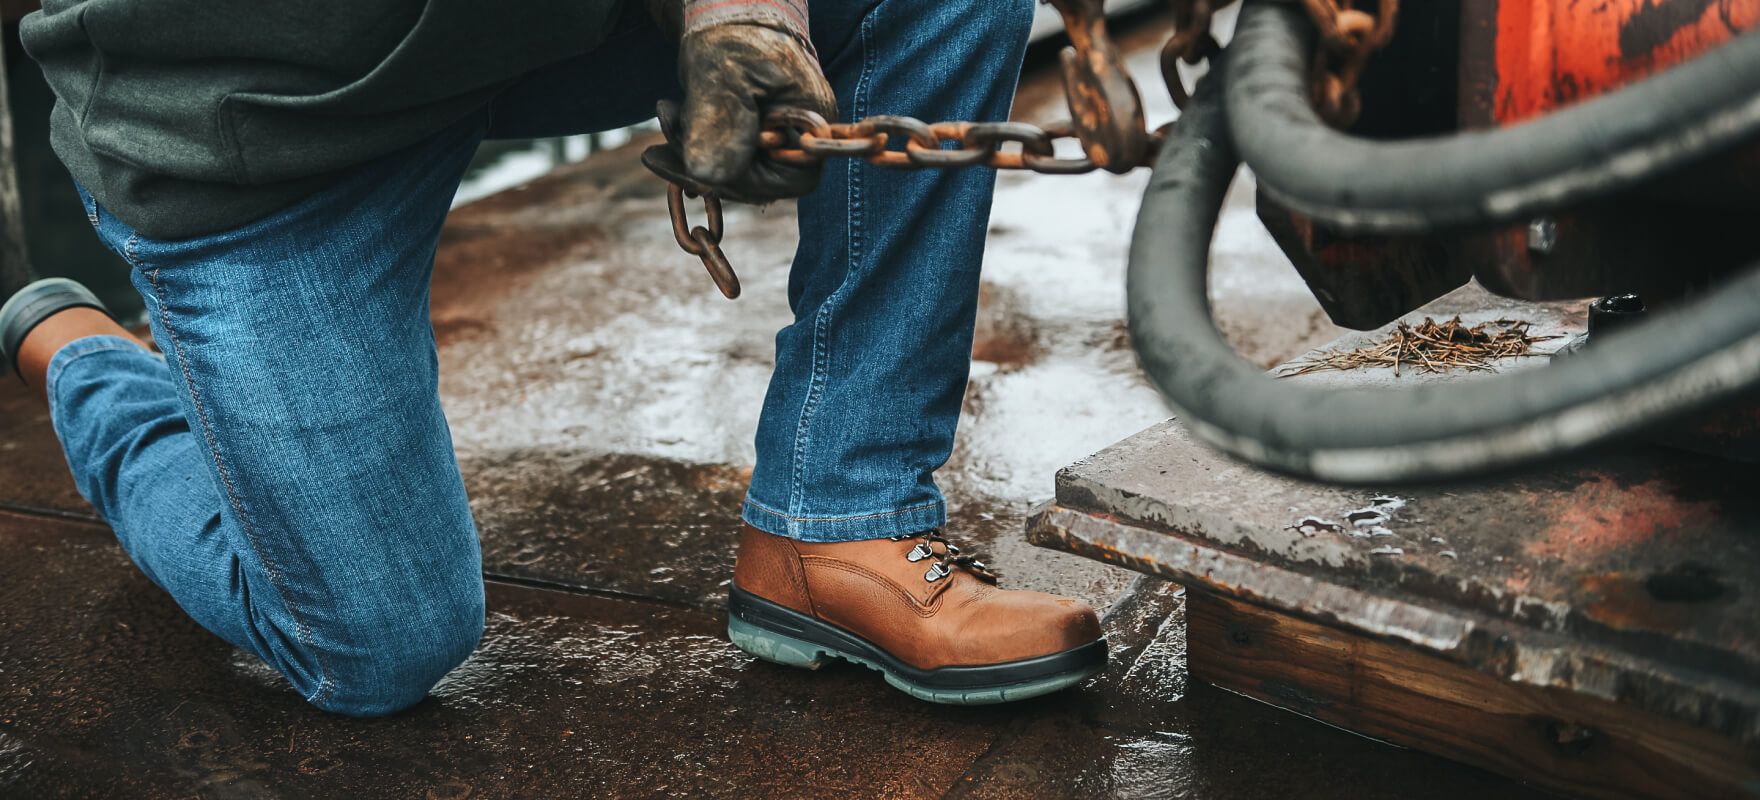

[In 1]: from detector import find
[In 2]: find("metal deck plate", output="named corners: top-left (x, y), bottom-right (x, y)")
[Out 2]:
top-left (1029, 286), bottom-right (1760, 746)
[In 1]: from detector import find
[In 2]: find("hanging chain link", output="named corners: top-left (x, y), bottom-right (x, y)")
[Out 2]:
top-left (1161, 0), bottom-right (1227, 110)
top-left (1299, 0), bottom-right (1399, 125)
top-left (662, 0), bottom-right (1398, 298)
top-left (666, 183), bottom-right (740, 298)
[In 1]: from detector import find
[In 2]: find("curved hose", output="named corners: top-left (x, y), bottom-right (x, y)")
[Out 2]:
top-left (1127, 62), bottom-right (1760, 483)
top-left (1227, 1), bottom-right (1760, 234)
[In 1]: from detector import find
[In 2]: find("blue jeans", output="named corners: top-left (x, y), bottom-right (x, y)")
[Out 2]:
top-left (46, 0), bottom-right (1034, 716)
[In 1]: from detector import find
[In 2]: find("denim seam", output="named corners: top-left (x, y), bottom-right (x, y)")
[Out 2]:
top-left (138, 245), bottom-right (335, 707)
top-left (745, 495), bottom-right (940, 524)
top-left (44, 339), bottom-right (144, 398)
top-left (784, 7), bottom-right (880, 519)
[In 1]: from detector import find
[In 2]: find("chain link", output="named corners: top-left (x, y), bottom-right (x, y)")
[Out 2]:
top-left (1300, 0), bottom-right (1399, 126)
top-left (1162, 0), bottom-right (1230, 110)
top-left (756, 110), bottom-right (1114, 175)
top-left (667, 183), bottom-right (739, 299)
top-left (661, 0), bottom-right (1399, 297)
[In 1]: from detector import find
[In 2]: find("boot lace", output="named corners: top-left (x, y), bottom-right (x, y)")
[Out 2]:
top-left (889, 530), bottom-right (1000, 585)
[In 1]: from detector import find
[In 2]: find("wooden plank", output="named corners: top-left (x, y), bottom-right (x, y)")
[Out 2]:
top-left (1186, 591), bottom-right (1760, 800)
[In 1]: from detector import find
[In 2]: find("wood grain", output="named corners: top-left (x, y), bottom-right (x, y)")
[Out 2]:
top-left (1186, 591), bottom-right (1760, 800)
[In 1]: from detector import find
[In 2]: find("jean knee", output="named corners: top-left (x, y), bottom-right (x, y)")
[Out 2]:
top-left (304, 588), bottom-right (486, 718)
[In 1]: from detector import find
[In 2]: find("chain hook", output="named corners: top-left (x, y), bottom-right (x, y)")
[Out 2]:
top-left (1046, 0), bottom-right (1149, 174)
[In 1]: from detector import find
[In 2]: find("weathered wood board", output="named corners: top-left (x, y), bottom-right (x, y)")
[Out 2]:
top-left (1187, 592), bottom-right (1756, 799)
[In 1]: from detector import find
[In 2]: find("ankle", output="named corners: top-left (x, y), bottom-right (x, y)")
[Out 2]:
top-left (2, 278), bottom-right (124, 398)
top-left (15, 307), bottom-right (133, 397)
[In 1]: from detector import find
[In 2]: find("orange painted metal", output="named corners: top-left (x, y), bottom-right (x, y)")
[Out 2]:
top-left (1466, 0), bottom-right (1760, 304)
top-left (1268, 0), bottom-right (1760, 322)
top-left (1492, 0), bottom-right (1760, 123)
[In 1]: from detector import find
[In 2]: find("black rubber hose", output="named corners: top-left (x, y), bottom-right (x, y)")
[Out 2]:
top-left (1227, 1), bottom-right (1760, 234)
top-left (1127, 62), bottom-right (1760, 483)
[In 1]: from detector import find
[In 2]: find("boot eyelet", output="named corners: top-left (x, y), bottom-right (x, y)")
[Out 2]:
top-left (906, 543), bottom-right (932, 563)
top-left (924, 563), bottom-right (950, 582)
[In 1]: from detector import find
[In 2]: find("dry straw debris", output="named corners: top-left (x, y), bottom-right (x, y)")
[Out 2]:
top-left (1277, 316), bottom-right (1560, 378)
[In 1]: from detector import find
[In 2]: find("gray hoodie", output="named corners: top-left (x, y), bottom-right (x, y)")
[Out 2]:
top-left (22, 0), bottom-right (626, 239)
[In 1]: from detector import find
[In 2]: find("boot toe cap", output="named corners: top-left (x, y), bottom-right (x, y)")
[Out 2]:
top-left (962, 589), bottom-right (1102, 663)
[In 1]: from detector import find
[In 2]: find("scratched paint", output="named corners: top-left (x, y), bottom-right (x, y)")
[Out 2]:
top-left (1521, 475), bottom-right (1720, 562)
top-left (1494, 0), bottom-right (1760, 122)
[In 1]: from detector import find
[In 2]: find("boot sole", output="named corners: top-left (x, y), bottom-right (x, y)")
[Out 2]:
top-left (727, 586), bottom-right (1107, 705)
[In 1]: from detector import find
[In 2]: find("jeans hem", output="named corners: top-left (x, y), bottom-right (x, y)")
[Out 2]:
top-left (44, 335), bottom-right (150, 400)
top-left (742, 496), bottom-right (946, 542)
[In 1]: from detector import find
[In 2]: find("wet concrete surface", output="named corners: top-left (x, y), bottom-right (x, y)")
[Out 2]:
top-left (0, 13), bottom-right (1544, 797)
top-left (0, 389), bottom-right (90, 521)
top-left (0, 511), bottom-right (1538, 800)
top-left (1, 511), bottom-right (1008, 799)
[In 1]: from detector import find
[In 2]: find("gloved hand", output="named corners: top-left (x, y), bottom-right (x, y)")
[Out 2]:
top-left (641, 0), bottom-right (837, 204)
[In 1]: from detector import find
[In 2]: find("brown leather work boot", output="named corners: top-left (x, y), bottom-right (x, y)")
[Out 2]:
top-left (728, 524), bottom-right (1106, 704)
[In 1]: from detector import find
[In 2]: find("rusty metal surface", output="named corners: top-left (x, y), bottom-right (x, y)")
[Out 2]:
top-left (464, 450), bottom-right (749, 607)
top-left (1254, 0), bottom-right (1470, 330)
top-left (1474, 0), bottom-right (1760, 125)
top-left (1451, 0), bottom-right (1760, 303)
top-left (1256, 192), bottom-right (1470, 331)
top-left (1466, 191), bottom-right (1760, 303)
top-left (1031, 286), bottom-right (1760, 744)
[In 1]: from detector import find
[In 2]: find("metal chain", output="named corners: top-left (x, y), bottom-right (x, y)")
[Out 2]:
top-left (1300, 0), bottom-right (1399, 125)
top-left (756, 111), bottom-right (1118, 175)
top-left (1161, 0), bottom-right (1230, 110)
top-left (667, 183), bottom-right (739, 299)
top-left (662, 0), bottom-right (1398, 298)
top-left (665, 110), bottom-right (1135, 299)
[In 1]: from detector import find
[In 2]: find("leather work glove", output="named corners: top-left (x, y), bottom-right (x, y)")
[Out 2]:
top-left (641, 0), bottom-right (837, 204)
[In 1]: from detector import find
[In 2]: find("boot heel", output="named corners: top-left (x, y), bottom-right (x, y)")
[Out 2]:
top-left (727, 616), bottom-right (829, 670)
